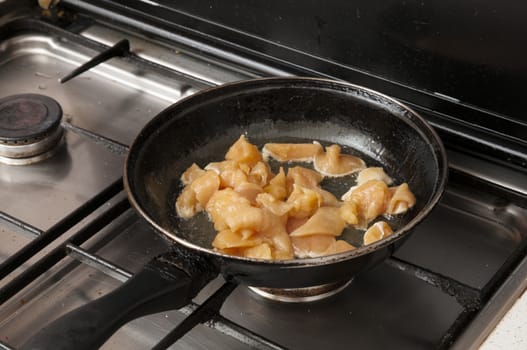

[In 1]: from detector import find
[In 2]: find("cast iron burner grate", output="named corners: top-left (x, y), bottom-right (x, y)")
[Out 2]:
top-left (0, 94), bottom-right (64, 165)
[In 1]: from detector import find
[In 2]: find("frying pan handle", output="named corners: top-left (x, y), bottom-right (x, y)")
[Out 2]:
top-left (21, 251), bottom-right (218, 350)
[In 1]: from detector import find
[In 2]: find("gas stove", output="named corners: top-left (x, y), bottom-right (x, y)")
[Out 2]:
top-left (0, 1), bottom-right (526, 349)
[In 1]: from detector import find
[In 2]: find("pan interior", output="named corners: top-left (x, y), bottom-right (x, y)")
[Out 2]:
top-left (128, 79), bottom-right (442, 259)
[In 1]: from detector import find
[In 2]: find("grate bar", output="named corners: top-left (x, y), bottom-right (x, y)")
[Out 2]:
top-left (0, 178), bottom-right (123, 281)
top-left (0, 197), bottom-right (129, 305)
top-left (207, 315), bottom-right (287, 350)
top-left (0, 211), bottom-right (43, 237)
top-left (62, 121), bottom-right (129, 156)
top-left (386, 256), bottom-right (483, 310)
top-left (66, 243), bottom-right (132, 282)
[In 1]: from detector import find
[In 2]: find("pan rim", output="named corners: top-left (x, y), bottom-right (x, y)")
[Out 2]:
top-left (124, 76), bottom-right (448, 267)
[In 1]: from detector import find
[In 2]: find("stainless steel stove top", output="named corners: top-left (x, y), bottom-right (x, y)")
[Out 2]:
top-left (0, 7), bottom-right (526, 350)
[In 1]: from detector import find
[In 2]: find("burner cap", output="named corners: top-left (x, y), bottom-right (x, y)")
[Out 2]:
top-left (0, 94), bottom-right (62, 144)
top-left (249, 279), bottom-right (353, 303)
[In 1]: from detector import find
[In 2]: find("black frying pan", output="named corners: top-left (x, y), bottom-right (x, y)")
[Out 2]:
top-left (23, 77), bottom-right (447, 350)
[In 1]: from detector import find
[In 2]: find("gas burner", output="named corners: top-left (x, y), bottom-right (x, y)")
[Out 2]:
top-left (0, 94), bottom-right (64, 165)
top-left (249, 279), bottom-right (353, 303)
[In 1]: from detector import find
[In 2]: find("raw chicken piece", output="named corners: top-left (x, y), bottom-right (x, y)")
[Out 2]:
top-left (212, 229), bottom-right (262, 249)
top-left (286, 217), bottom-right (308, 233)
top-left (180, 163), bottom-right (205, 185)
top-left (248, 161), bottom-right (272, 187)
top-left (234, 181), bottom-right (263, 203)
top-left (334, 240), bottom-right (356, 253)
top-left (189, 170), bottom-right (220, 207)
top-left (290, 207), bottom-right (346, 237)
top-left (258, 209), bottom-right (294, 259)
top-left (255, 192), bottom-right (293, 217)
top-left (286, 185), bottom-right (322, 219)
top-left (342, 176), bottom-right (415, 220)
top-left (363, 221), bottom-right (393, 245)
top-left (286, 166), bottom-right (323, 191)
top-left (386, 183), bottom-right (416, 214)
top-left (356, 167), bottom-right (393, 186)
top-left (225, 135), bottom-right (263, 167)
top-left (339, 200), bottom-right (359, 225)
top-left (206, 189), bottom-right (262, 231)
top-left (341, 167), bottom-right (393, 200)
top-left (216, 247), bottom-right (242, 256)
top-left (292, 234), bottom-right (337, 258)
top-left (262, 142), bottom-right (322, 162)
top-left (176, 168), bottom-right (219, 218)
top-left (175, 186), bottom-right (202, 219)
top-left (344, 179), bottom-right (390, 227)
top-left (287, 166), bottom-right (339, 206)
top-left (313, 187), bottom-right (340, 207)
top-left (214, 222), bottom-right (291, 260)
top-left (291, 235), bottom-right (354, 258)
top-left (224, 208), bottom-right (263, 233)
top-left (205, 160), bottom-right (248, 189)
top-left (314, 144), bottom-right (365, 177)
top-left (264, 167), bottom-right (287, 200)
top-left (242, 243), bottom-right (273, 259)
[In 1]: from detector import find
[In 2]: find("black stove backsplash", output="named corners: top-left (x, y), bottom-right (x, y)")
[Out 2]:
top-left (155, 0), bottom-right (526, 123)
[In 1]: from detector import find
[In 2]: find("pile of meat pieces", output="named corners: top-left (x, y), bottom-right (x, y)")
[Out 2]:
top-left (176, 135), bottom-right (415, 260)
